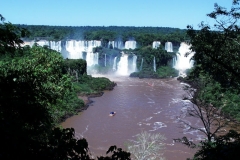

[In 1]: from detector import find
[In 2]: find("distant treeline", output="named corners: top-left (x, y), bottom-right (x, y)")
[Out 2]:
top-left (16, 24), bottom-right (188, 47)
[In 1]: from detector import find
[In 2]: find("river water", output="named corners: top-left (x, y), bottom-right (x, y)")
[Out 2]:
top-left (61, 75), bottom-right (205, 160)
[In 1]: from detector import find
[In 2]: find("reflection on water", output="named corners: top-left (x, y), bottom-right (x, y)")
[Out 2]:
top-left (61, 75), bottom-right (203, 159)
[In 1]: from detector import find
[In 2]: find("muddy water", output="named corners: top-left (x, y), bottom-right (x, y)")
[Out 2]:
top-left (62, 76), bottom-right (204, 159)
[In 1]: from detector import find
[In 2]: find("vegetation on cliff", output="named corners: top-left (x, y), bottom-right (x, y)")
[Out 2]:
top-left (0, 15), bottom-right (130, 159)
top-left (176, 1), bottom-right (240, 159)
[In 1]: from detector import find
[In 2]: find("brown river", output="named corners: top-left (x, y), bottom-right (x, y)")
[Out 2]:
top-left (61, 75), bottom-right (205, 160)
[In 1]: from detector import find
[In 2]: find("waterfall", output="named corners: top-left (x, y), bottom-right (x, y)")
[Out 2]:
top-left (108, 41), bottom-right (114, 49)
top-left (108, 40), bottom-right (124, 49)
top-left (125, 41), bottom-right (136, 49)
top-left (34, 40), bottom-right (49, 47)
top-left (105, 54), bottom-right (106, 67)
top-left (66, 40), bottom-right (84, 59)
top-left (152, 41), bottom-right (161, 49)
top-left (116, 53), bottom-right (129, 76)
top-left (165, 42), bottom-right (173, 52)
top-left (153, 56), bottom-right (156, 72)
top-left (173, 42), bottom-right (194, 76)
top-left (115, 40), bottom-right (124, 49)
top-left (140, 58), bottom-right (143, 71)
top-left (132, 55), bottom-right (137, 73)
top-left (50, 41), bottom-right (62, 52)
top-left (113, 57), bottom-right (117, 71)
top-left (86, 52), bottom-right (98, 66)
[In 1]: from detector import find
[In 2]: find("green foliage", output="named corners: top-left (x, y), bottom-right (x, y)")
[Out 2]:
top-left (18, 24), bottom-right (186, 43)
top-left (0, 44), bottom-right (74, 159)
top-left (190, 130), bottom-right (240, 160)
top-left (62, 58), bottom-right (87, 82)
top-left (76, 74), bottom-right (116, 95)
top-left (0, 17), bottom-right (130, 159)
top-left (156, 66), bottom-right (178, 78)
top-left (130, 66), bottom-right (178, 79)
top-left (130, 69), bottom-right (159, 79)
top-left (0, 20), bottom-right (29, 55)
top-left (186, 1), bottom-right (240, 88)
top-left (181, 1), bottom-right (240, 159)
top-left (98, 145), bottom-right (131, 160)
top-left (134, 46), bottom-right (173, 70)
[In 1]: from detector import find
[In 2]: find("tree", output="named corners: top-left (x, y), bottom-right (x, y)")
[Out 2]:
top-left (0, 15), bottom-right (131, 160)
top-left (192, 129), bottom-right (240, 160)
top-left (126, 131), bottom-right (166, 160)
top-left (186, 0), bottom-right (240, 88)
top-left (177, 76), bottom-right (230, 143)
top-left (175, 1), bottom-right (240, 159)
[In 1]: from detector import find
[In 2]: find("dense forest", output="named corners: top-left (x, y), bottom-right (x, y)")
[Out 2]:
top-left (16, 24), bottom-right (182, 78)
top-left (16, 24), bottom-right (187, 46)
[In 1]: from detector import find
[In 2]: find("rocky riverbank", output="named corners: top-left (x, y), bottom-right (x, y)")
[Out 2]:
top-left (60, 81), bottom-right (117, 122)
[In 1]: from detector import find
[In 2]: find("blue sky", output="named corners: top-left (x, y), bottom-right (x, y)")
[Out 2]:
top-left (0, 0), bottom-right (233, 29)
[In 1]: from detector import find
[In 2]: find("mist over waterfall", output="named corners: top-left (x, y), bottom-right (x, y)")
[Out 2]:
top-left (125, 41), bottom-right (137, 49)
top-left (173, 42), bottom-right (194, 76)
top-left (165, 42), bottom-right (173, 52)
top-left (152, 41), bottom-right (161, 49)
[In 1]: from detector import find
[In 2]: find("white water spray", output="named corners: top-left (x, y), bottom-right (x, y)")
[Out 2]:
top-left (165, 42), bottom-right (173, 52)
top-left (117, 52), bottom-right (129, 76)
top-left (173, 42), bottom-right (194, 76)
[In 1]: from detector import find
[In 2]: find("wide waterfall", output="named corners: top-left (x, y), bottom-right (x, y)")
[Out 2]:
top-left (173, 42), bottom-right (194, 76)
top-left (165, 42), bottom-right (173, 52)
top-left (152, 41), bottom-right (161, 49)
top-left (125, 41), bottom-right (137, 49)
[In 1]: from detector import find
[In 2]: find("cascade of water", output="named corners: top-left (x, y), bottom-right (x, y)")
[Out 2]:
top-left (50, 41), bottom-right (62, 52)
top-left (66, 40), bottom-right (84, 59)
top-left (153, 56), bottom-right (156, 72)
top-left (113, 57), bottom-right (117, 71)
top-left (35, 40), bottom-right (49, 47)
top-left (115, 40), bottom-right (124, 49)
top-left (116, 53), bottom-right (129, 76)
top-left (140, 58), bottom-right (143, 71)
top-left (173, 42), bottom-right (194, 76)
top-left (165, 42), bottom-right (173, 52)
top-left (125, 41), bottom-right (136, 49)
top-left (152, 41), bottom-right (161, 49)
top-left (132, 55), bottom-right (137, 73)
top-left (108, 41), bottom-right (114, 49)
top-left (105, 54), bottom-right (106, 67)
top-left (86, 52), bottom-right (99, 66)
